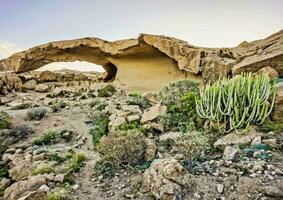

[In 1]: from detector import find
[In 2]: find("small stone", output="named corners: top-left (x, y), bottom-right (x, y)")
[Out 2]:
top-left (5, 148), bottom-right (16, 154)
top-left (217, 184), bottom-right (224, 193)
top-left (126, 115), bottom-right (140, 122)
top-left (33, 153), bottom-right (45, 161)
top-left (223, 146), bottom-right (239, 161)
top-left (251, 136), bottom-right (261, 145)
top-left (72, 184), bottom-right (79, 190)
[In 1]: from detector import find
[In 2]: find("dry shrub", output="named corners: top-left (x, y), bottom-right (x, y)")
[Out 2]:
top-left (97, 130), bottom-right (146, 167)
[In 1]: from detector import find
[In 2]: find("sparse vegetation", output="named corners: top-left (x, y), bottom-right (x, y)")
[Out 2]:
top-left (44, 187), bottom-right (71, 200)
top-left (158, 80), bottom-right (200, 106)
top-left (32, 131), bottom-right (58, 145)
top-left (26, 107), bottom-right (47, 121)
top-left (0, 111), bottom-right (11, 130)
top-left (32, 163), bottom-right (54, 175)
top-left (97, 130), bottom-right (146, 167)
top-left (0, 162), bottom-right (8, 179)
top-left (97, 84), bottom-right (116, 97)
top-left (9, 124), bottom-right (33, 140)
top-left (196, 73), bottom-right (276, 133)
top-left (88, 112), bottom-right (109, 146)
top-left (119, 121), bottom-right (146, 133)
top-left (47, 151), bottom-right (65, 163)
top-left (175, 131), bottom-right (210, 162)
top-left (259, 119), bottom-right (283, 133)
top-left (127, 93), bottom-right (151, 110)
top-left (65, 152), bottom-right (86, 174)
top-left (89, 99), bottom-right (108, 111)
top-left (159, 92), bottom-right (202, 132)
top-left (51, 100), bottom-right (68, 112)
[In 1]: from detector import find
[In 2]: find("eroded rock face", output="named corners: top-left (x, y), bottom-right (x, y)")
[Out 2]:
top-left (272, 83), bottom-right (283, 123)
top-left (1, 30), bottom-right (281, 91)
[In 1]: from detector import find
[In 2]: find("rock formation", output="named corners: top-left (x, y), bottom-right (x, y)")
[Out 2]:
top-left (0, 30), bottom-right (282, 91)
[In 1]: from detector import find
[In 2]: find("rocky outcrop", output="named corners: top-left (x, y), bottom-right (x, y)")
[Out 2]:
top-left (1, 30), bottom-right (281, 91)
top-left (272, 83), bottom-right (283, 122)
top-left (142, 158), bottom-right (187, 200)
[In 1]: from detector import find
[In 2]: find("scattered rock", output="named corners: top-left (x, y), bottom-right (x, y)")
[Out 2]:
top-left (143, 158), bottom-right (186, 200)
top-left (141, 104), bottom-right (166, 123)
top-left (256, 67), bottom-right (279, 80)
top-left (214, 128), bottom-right (261, 147)
top-left (144, 139), bottom-right (157, 161)
top-left (223, 146), bottom-right (239, 161)
top-left (23, 79), bottom-right (37, 90)
top-left (35, 84), bottom-right (49, 92)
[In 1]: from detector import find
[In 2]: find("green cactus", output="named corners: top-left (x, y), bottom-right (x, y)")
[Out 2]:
top-left (196, 73), bottom-right (276, 134)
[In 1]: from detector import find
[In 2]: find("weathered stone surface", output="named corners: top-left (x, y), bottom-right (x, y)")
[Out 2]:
top-left (214, 128), bottom-right (262, 147)
top-left (23, 79), bottom-right (37, 90)
top-left (1, 30), bottom-right (281, 91)
top-left (35, 84), bottom-right (49, 92)
top-left (0, 72), bottom-right (22, 92)
top-left (272, 83), bottom-right (283, 123)
top-left (4, 175), bottom-right (48, 200)
top-left (142, 158), bottom-right (186, 200)
top-left (223, 146), bottom-right (239, 161)
top-left (255, 67), bottom-right (279, 80)
top-left (232, 30), bottom-right (283, 76)
top-left (144, 139), bottom-right (157, 161)
top-left (141, 104), bottom-right (166, 123)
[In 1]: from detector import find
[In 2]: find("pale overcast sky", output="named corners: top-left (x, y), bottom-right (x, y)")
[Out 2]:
top-left (0, 0), bottom-right (282, 71)
top-left (0, 0), bottom-right (282, 49)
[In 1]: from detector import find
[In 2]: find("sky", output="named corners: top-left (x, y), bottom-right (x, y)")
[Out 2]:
top-left (0, 0), bottom-right (282, 70)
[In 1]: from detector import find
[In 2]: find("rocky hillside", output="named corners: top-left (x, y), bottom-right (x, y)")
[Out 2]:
top-left (0, 71), bottom-right (283, 200)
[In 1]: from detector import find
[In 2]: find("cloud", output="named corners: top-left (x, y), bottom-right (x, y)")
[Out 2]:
top-left (0, 41), bottom-right (22, 59)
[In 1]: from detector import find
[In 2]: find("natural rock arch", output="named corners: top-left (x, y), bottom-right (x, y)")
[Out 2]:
top-left (0, 31), bottom-right (282, 91)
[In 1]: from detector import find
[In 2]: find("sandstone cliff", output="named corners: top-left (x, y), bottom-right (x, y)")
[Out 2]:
top-left (0, 30), bottom-right (282, 91)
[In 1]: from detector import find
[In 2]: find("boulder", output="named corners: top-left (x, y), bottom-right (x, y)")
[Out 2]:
top-left (143, 158), bottom-right (186, 200)
top-left (141, 104), bottom-right (166, 123)
top-left (35, 84), bottom-right (49, 92)
top-left (214, 128), bottom-right (262, 147)
top-left (4, 175), bottom-right (48, 200)
top-left (255, 67), bottom-right (279, 80)
top-left (36, 71), bottom-right (59, 82)
top-left (144, 139), bottom-right (157, 161)
top-left (0, 72), bottom-right (22, 91)
top-left (23, 79), bottom-right (37, 90)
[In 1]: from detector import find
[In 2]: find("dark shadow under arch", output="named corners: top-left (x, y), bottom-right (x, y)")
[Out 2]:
top-left (103, 62), bottom-right (117, 82)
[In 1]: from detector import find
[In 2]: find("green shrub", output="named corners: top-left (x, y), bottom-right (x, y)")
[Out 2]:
top-left (51, 100), bottom-right (68, 112)
top-left (89, 99), bottom-right (108, 111)
top-left (32, 131), bottom-right (57, 145)
top-left (47, 151), bottom-right (65, 163)
top-left (0, 111), bottom-right (11, 130)
top-left (97, 131), bottom-right (146, 167)
top-left (89, 112), bottom-right (109, 146)
top-left (159, 92), bottom-right (202, 132)
top-left (259, 119), bottom-right (283, 133)
top-left (32, 163), bottom-right (54, 175)
top-left (174, 131), bottom-right (210, 162)
top-left (119, 121), bottom-right (146, 133)
top-left (126, 94), bottom-right (151, 110)
top-left (196, 73), bottom-right (276, 133)
top-left (65, 153), bottom-right (86, 174)
top-left (44, 187), bottom-right (71, 200)
top-left (97, 85), bottom-right (116, 97)
top-left (0, 162), bottom-right (8, 179)
top-left (158, 80), bottom-right (200, 106)
top-left (26, 107), bottom-right (47, 121)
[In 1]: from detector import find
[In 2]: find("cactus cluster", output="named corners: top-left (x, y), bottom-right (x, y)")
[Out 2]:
top-left (196, 73), bottom-right (276, 133)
